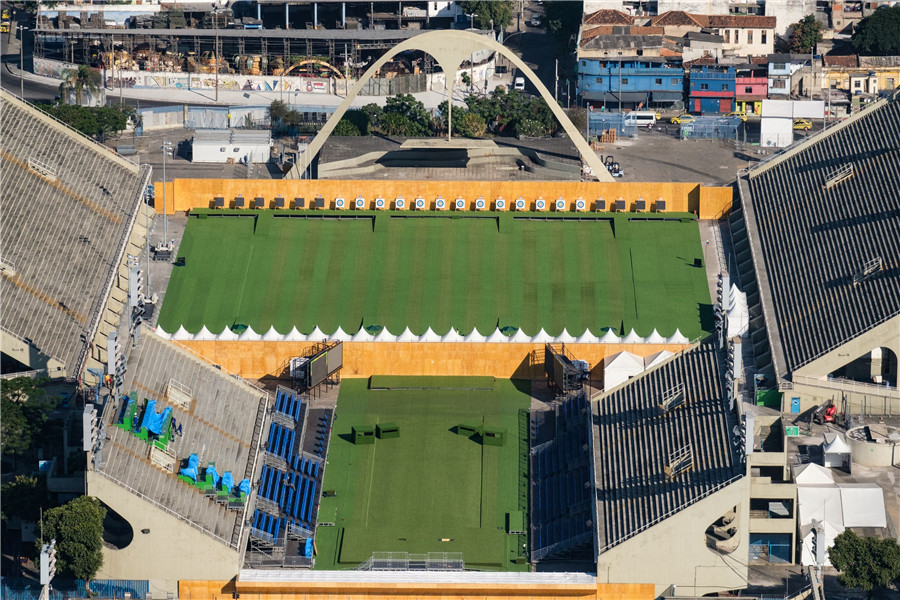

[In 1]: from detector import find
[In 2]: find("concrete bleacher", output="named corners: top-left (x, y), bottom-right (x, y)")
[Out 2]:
top-left (0, 91), bottom-right (151, 378)
top-left (593, 343), bottom-right (742, 552)
top-left (251, 386), bottom-right (329, 550)
top-left (96, 333), bottom-right (268, 549)
top-left (737, 90), bottom-right (900, 378)
top-left (530, 393), bottom-right (594, 562)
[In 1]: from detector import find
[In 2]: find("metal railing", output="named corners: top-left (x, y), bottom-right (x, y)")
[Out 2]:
top-left (0, 368), bottom-right (48, 380)
top-left (792, 374), bottom-right (899, 398)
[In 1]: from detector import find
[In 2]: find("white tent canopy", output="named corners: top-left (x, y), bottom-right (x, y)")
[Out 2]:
top-left (822, 432), bottom-right (852, 470)
top-left (603, 350), bottom-right (645, 391)
top-left (726, 283), bottom-right (750, 338)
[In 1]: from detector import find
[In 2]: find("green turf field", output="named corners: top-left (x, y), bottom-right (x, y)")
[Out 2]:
top-left (314, 377), bottom-right (531, 570)
top-left (158, 211), bottom-right (712, 338)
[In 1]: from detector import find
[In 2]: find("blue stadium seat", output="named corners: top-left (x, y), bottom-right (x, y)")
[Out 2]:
top-left (312, 461), bottom-right (319, 478)
top-left (293, 477), bottom-right (305, 518)
top-left (305, 480), bottom-right (317, 521)
top-left (266, 424), bottom-right (277, 451)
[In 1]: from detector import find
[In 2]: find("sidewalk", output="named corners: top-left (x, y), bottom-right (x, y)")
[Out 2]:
top-left (9, 61), bottom-right (514, 110)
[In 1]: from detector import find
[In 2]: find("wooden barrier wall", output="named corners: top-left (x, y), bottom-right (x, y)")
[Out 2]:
top-left (178, 340), bottom-right (689, 380)
top-left (179, 579), bottom-right (656, 600)
top-left (154, 179), bottom-right (733, 219)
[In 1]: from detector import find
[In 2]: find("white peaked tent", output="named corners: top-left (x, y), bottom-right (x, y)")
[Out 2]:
top-left (238, 326), bottom-right (262, 341)
top-left (509, 328), bottom-right (532, 343)
top-left (441, 328), bottom-right (465, 342)
top-left (217, 327), bottom-right (239, 341)
top-left (373, 327), bottom-right (397, 342)
top-left (555, 328), bottom-right (576, 343)
top-left (193, 325), bottom-right (216, 341)
top-left (603, 350), bottom-right (645, 391)
top-left (283, 326), bottom-right (307, 342)
top-left (666, 329), bottom-right (690, 344)
top-left (261, 326), bottom-right (284, 341)
top-left (577, 328), bottom-right (601, 344)
top-left (351, 328), bottom-right (375, 342)
top-left (531, 328), bottom-right (554, 344)
top-left (396, 327), bottom-right (418, 342)
top-left (419, 327), bottom-right (442, 342)
top-left (485, 328), bottom-right (509, 343)
top-left (644, 350), bottom-right (675, 369)
top-left (307, 326), bottom-right (327, 341)
top-left (644, 329), bottom-right (666, 344)
top-left (172, 325), bottom-right (192, 340)
top-left (822, 432), bottom-right (852, 471)
top-left (463, 327), bottom-right (486, 342)
top-left (330, 326), bottom-right (352, 341)
top-left (597, 329), bottom-right (619, 344)
top-left (154, 327), bottom-right (171, 340)
top-left (621, 329), bottom-right (644, 344)
top-left (727, 283), bottom-right (750, 337)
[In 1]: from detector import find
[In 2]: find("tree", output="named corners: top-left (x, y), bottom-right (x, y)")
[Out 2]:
top-left (829, 530), bottom-right (900, 592)
top-left (789, 15), bottom-right (823, 54)
top-left (456, 111), bottom-right (487, 138)
top-left (59, 65), bottom-right (102, 106)
top-left (36, 496), bottom-right (106, 583)
top-left (1, 475), bottom-right (48, 523)
top-left (381, 93), bottom-right (432, 136)
top-left (333, 118), bottom-right (361, 136)
top-left (1, 377), bottom-right (56, 458)
top-left (459, 0), bottom-right (514, 30)
top-left (852, 7), bottom-right (900, 56)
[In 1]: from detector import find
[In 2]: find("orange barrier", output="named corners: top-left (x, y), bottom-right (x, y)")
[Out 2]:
top-left (178, 340), bottom-right (689, 380)
top-left (179, 579), bottom-right (656, 600)
top-left (153, 179), bottom-right (732, 219)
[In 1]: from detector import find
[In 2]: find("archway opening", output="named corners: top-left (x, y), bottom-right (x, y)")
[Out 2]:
top-left (828, 347), bottom-right (898, 388)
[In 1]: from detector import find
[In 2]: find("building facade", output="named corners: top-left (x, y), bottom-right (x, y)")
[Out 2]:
top-left (578, 57), bottom-right (684, 109)
top-left (735, 65), bottom-right (768, 113)
top-left (689, 65), bottom-right (736, 113)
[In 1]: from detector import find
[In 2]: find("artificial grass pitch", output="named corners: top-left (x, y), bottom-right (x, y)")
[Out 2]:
top-left (314, 377), bottom-right (531, 570)
top-left (158, 210), bottom-right (712, 338)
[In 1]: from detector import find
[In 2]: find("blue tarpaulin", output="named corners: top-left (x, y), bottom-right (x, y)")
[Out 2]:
top-left (179, 453), bottom-right (200, 481)
top-left (148, 407), bottom-right (172, 435)
top-left (221, 471), bottom-right (234, 492)
top-left (238, 478), bottom-right (251, 497)
top-left (206, 464), bottom-right (220, 487)
top-left (303, 538), bottom-right (314, 557)
top-left (139, 400), bottom-right (157, 432)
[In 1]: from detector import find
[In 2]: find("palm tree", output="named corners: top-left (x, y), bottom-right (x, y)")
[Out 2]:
top-left (59, 65), bottom-right (101, 106)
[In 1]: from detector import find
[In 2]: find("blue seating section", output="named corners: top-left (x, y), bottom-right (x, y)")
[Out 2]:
top-left (313, 412), bottom-right (329, 457)
top-left (530, 394), bottom-right (593, 559)
top-left (267, 423), bottom-right (296, 463)
top-left (256, 460), bottom-right (320, 528)
top-left (274, 387), bottom-right (304, 421)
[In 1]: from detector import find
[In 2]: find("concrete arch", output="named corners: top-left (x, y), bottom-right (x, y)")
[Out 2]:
top-left (286, 29), bottom-right (612, 182)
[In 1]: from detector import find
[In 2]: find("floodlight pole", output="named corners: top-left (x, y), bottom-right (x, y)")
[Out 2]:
top-left (162, 141), bottom-right (173, 244)
top-left (18, 25), bottom-right (28, 100)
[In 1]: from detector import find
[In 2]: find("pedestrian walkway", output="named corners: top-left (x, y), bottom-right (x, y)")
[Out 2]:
top-left (9, 61), bottom-right (513, 110)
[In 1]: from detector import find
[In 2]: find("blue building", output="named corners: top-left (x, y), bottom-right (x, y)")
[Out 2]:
top-left (577, 58), bottom-right (684, 111)
top-left (688, 65), bottom-right (736, 114)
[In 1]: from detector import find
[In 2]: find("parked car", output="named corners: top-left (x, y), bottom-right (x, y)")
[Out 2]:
top-left (669, 114), bottom-right (695, 125)
top-left (726, 110), bottom-right (748, 122)
top-left (513, 77), bottom-right (525, 91)
top-left (530, 15), bottom-right (541, 26)
top-left (793, 118), bottom-right (812, 130)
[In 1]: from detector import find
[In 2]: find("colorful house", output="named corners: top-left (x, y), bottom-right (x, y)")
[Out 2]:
top-left (734, 64), bottom-right (768, 114)
top-left (688, 65), bottom-right (736, 114)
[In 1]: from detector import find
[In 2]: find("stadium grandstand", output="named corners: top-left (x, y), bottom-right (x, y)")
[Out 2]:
top-left (732, 87), bottom-right (900, 415)
top-left (592, 342), bottom-right (748, 594)
top-left (87, 333), bottom-right (268, 582)
top-left (0, 90), bottom-right (153, 382)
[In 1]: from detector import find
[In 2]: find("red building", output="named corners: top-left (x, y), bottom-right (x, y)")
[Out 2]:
top-left (735, 64), bottom-right (768, 115)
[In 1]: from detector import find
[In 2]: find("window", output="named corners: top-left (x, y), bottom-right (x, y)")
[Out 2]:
top-left (722, 84), bottom-right (729, 91)
top-left (762, 31), bottom-right (767, 44)
top-left (774, 63), bottom-right (786, 70)
top-left (582, 60), bottom-right (587, 67)
top-left (655, 78), bottom-right (662, 84)
top-left (745, 86), bottom-right (753, 93)
top-left (622, 78), bottom-right (629, 84)
top-left (887, 78), bottom-right (895, 88)
top-left (854, 79), bottom-right (862, 88)
top-left (734, 29), bottom-right (739, 42)
top-left (701, 83), bottom-right (709, 90)
top-left (672, 78), bottom-right (679, 84)
top-left (596, 77), bottom-right (602, 83)
top-left (748, 30), bottom-right (753, 43)
top-left (771, 80), bottom-right (786, 89)
top-left (725, 30), bottom-right (730, 43)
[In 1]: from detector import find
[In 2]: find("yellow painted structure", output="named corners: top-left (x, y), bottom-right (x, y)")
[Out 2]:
top-left (179, 579), bottom-right (656, 600)
top-left (154, 179), bottom-right (732, 219)
top-left (177, 340), bottom-right (688, 380)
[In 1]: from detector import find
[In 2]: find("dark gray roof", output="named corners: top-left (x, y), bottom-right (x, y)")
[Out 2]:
top-left (743, 90), bottom-right (900, 376)
top-left (0, 92), bottom-right (149, 377)
top-left (97, 333), bottom-right (268, 549)
top-left (36, 26), bottom-right (427, 41)
top-left (581, 34), bottom-right (662, 51)
top-left (593, 343), bottom-right (742, 552)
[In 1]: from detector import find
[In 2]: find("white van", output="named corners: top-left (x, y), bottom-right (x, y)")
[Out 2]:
top-left (513, 77), bottom-right (525, 91)
top-left (623, 110), bottom-right (659, 127)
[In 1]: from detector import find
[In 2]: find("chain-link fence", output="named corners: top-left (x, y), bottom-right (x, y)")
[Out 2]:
top-left (679, 116), bottom-right (743, 140)
top-left (587, 112), bottom-right (638, 139)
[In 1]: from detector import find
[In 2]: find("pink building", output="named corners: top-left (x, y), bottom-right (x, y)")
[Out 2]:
top-left (735, 65), bottom-right (768, 114)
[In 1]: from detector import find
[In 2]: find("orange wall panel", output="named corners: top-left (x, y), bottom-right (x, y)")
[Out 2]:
top-left (154, 179), bottom-right (732, 219)
top-left (177, 340), bottom-right (688, 380)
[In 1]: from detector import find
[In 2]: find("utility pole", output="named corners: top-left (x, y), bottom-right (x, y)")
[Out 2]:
top-left (18, 24), bottom-right (28, 100)
top-left (212, 3), bottom-right (220, 102)
top-left (161, 141), bottom-right (173, 245)
top-left (555, 58), bottom-right (558, 101)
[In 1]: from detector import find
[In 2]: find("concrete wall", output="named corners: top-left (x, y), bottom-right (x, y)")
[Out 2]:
top-left (181, 579), bottom-right (655, 600)
top-left (178, 340), bottom-right (689, 380)
top-left (153, 178), bottom-right (734, 219)
top-left (88, 472), bottom-right (240, 596)
top-left (596, 478), bottom-right (750, 596)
